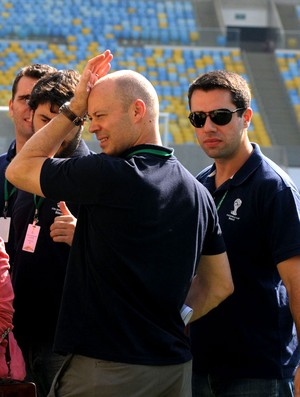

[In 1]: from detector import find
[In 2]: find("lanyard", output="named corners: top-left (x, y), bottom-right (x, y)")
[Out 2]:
top-left (33, 195), bottom-right (45, 225)
top-left (3, 178), bottom-right (17, 218)
top-left (126, 147), bottom-right (174, 159)
top-left (216, 190), bottom-right (228, 211)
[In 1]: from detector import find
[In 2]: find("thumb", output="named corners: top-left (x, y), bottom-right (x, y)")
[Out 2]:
top-left (59, 201), bottom-right (71, 215)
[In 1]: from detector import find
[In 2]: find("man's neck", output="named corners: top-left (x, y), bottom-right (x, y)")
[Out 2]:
top-left (15, 137), bottom-right (28, 154)
top-left (214, 141), bottom-right (253, 188)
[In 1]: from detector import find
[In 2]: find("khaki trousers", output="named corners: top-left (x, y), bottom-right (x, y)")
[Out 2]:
top-left (48, 354), bottom-right (192, 397)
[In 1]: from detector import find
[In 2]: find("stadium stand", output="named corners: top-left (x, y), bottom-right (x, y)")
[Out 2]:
top-left (276, 49), bottom-right (300, 124)
top-left (3, 0), bottom-right (300, 175)
top-left (0, 0), bottom-right (269, 146)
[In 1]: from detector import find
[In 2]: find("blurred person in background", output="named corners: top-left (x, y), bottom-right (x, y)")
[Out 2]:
top-left (188, 69), bottom-right (300, 397)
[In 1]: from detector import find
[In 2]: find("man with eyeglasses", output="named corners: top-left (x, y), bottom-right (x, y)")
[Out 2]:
top-left (188, 70), bottom-right (300, 397)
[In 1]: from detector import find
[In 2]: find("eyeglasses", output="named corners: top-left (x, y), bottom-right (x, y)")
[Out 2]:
top-left (188, 108), bottom-right (245, 128)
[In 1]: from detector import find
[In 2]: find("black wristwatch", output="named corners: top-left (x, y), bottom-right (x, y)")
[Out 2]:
top-left (59, 102), bottom-right (85, 126)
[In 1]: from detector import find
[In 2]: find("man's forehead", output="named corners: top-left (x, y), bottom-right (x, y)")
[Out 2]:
top-left (17, 76), bottom-right (39, 93)
top-left (191, 89), bottom-right (232, 107)
top-left (88, 87), bottom-right (115, 112)
top-left (35, 102), bottom-right (59, 114)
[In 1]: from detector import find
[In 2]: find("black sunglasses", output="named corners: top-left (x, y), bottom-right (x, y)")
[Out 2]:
top-left (188, 108), bottom-right (245, 128)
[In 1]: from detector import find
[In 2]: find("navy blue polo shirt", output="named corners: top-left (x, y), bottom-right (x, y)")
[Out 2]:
top-left (191, 143), bottom-right (300, 379)
top-left (0, 140), bottom-right (17, 263)
top-left (40, 144), bottom-right (226, 365)
top-left (0, 140), bottom-right (16, 215)
top-left (11, 140), bottom-right (92, 351)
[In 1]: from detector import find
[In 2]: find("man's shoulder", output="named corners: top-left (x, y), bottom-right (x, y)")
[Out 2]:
top-left (196, 165), bottom-right (213, 183)
top-left (258, 155), bottom-right (297, 190)
top-left (248, 143), bottom-right (295, 189)
top-left (71, 140), bottom-right (94, 158)
top-left (0, 152), bottom-right (9, 173)
top-left (0, 152), bottom-right (8, 161)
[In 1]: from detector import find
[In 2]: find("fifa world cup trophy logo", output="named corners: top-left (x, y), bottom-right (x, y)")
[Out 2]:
top-left (231, 198), bottom-right (242, 216)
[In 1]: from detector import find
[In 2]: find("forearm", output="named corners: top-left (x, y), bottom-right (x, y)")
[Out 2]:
top-left (185, 274), bottom-right (214, 321)
top-left (288, 293), bottom-right (300, 397)
top-left (288, 294), bottom-right (300, 345)
top-left (185, 273), bottom-right (232, 322)
top-left (185, 253), bottom-right (234, 323)
top-left (6, 113), bottom-right (75, 195)
top-left (278, 257), bottom-right (300, 343)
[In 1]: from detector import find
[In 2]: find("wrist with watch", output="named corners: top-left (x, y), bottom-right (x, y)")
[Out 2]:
top-left (58, 102), bottom-right (86, 126)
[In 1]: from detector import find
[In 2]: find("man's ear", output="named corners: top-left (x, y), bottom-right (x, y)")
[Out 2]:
top-left (132, 99), bottom-right (146, 121)
top-left (243, 107), bottom-right (253, 127)
top-left (8, 99), bottom-right (13, 118)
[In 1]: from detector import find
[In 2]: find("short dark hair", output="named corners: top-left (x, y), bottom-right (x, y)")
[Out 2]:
top-left (11, 64), bottom-right (57, 100)
top-left (188, 70), bottom-right (251, 110)
top-left (28, 69), bottom-right (80, 111)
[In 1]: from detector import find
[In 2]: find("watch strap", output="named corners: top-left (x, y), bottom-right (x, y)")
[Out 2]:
top-left (59, 103), bottom-right (85, 126)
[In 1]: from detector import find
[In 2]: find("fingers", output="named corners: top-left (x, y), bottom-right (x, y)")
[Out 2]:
top-left (50, 217), bottom-right (76, 246)
top-left (59, 201), bottom-right (71, 215)
top-left (50, 230), bottom-right (74, 246)
top-left (71, 50), bottom-right (113, 112)
top-left (87, 50), bottom-right (113, 75)
top-left (50, 204), bottom-right (77, 246)
top-left (94, 50), bottom-right (113, 76)
top-left (50, 215), bottom-right (77, 233)
top-left (85, 50), bottom-right (113, 92)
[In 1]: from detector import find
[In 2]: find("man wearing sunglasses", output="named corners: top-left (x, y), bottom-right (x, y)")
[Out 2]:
top-left (188, 70), bottom-right (300, 397)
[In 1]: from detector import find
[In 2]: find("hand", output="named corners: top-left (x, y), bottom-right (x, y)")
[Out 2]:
top-left (294, 365), bottom-right (300, 396)
top-left (50, 201), bottom-right (77, 246)
top-left (85, 49), bottom-right (113, 92)
top-left (70, 50), bottom-right (113, 116)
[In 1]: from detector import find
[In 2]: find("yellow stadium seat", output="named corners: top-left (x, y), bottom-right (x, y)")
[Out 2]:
top-left (288, 37), bottom-right (298, 49)
top-left (67, 45), bottom-right (77, 52)
top-left (67, 35), bottom-right (76, 43)
top-left (285, 80), bottom-right (296, 89)
top-left (159, 22), bottom-right (168, 28)
top-left (82, 27), bottom-right (91, 35)
top-left (72, 18), bottom-right (82, 26)
top-left (190, 31), bottom-right (200, 41)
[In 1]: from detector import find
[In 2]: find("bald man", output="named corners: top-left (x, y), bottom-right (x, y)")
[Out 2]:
top-left (6, 51), bottom-right (233, 397)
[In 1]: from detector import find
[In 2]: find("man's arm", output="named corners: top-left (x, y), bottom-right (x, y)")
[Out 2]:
top-left (5, 51), bottom-right (113, 196)
top-left (277, 256), bottom-right (300, 397)
top-left (185, 252), bottom-right (234, 323)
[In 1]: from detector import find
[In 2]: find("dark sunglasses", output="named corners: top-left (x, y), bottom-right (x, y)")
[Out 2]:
top-left (188, 107), bottom-right (245, 128)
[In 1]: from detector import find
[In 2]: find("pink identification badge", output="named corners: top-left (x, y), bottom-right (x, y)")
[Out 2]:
top-left (22, 224), bottom-right (40, 253)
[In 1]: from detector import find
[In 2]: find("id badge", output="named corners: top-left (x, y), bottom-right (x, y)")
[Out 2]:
top-left (0, 217), bottom-right (11, 242)
top-left (22, 223), bottom-right (40, 253)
